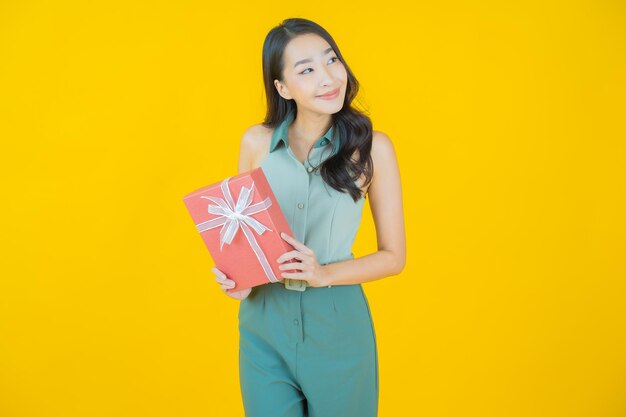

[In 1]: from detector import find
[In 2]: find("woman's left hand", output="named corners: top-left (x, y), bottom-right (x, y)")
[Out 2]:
top-left (277, 232), bottom-right (329, 288)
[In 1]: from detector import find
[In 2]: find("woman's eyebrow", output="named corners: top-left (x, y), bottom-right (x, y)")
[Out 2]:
top-left (293, 47), bottom-right (334, 68)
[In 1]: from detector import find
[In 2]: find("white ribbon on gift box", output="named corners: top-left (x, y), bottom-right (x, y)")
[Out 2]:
top-left (194, 177), bottom-right (279, 283)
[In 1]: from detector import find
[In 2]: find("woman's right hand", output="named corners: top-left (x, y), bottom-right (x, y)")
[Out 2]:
top-left (212, 266), bottom-right (252, 300)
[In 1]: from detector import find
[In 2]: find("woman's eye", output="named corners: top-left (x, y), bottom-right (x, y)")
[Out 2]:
top-left (300, 57), bottom-right (340, 74)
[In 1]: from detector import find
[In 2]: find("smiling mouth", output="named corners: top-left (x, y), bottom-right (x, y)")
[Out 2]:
top-left (317, 88), bottom-right (340, 98)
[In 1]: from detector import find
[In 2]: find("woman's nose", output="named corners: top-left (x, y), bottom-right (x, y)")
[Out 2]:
top-left (317, 66), bottom-right (334, 84)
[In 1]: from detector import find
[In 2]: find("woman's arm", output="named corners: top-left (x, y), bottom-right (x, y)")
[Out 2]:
top-left (237, 126), bottom-right (258, 174)
top-left (321, 131), bottom-right (406, 286)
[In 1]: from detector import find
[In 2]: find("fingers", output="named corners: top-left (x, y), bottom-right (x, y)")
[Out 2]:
top-left (280, 232), bottom-right (312, 254)
top-left (212, 266), bottom-right (226, 279)
top-left (212, 266), bottom-right (252, 300)
top-left (228, 287), bottom-right (252, 300)
top-left (220, 282), bottom-right (235, 291)
top-left (277, 250), bottom-right (306, 263)
top-left (212, 266), bottom-right (235, 290)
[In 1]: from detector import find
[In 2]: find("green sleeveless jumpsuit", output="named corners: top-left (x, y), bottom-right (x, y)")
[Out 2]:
top-left (238, 109), bottom-right (379, 417)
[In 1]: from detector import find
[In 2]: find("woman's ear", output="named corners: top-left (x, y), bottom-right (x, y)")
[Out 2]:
top-left (274, 79), bottom-right (292, 100)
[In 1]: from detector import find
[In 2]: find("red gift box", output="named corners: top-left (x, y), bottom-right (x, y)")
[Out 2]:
top-left (182, 167), bottom-right (298, 292)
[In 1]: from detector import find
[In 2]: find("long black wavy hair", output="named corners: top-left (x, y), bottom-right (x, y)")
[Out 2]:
top-left (261, 18), bottom-right (373, 203)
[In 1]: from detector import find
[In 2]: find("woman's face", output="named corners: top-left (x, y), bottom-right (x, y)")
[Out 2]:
top-left (275, 33), bottom-right (348, 115)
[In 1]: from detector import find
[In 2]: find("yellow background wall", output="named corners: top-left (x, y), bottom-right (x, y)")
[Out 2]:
top-left (1, 1), bottom-right (624, 416)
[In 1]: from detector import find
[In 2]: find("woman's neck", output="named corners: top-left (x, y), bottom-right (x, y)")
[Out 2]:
top-left (289, 110), bottom-right (332, 147)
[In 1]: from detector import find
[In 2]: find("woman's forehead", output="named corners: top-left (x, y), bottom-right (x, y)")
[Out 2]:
top-left (284, 34), bottom-right (333, 64)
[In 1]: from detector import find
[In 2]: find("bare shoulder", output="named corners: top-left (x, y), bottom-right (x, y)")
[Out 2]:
top-left (370, 130), bottom-right (399, 172)
top-left (239, 123), bottom-right (273, 172)
top-left (242, 123), bottom-right (272, 151)
top-left (353, 130), bottom-right (395, 196)
top-left (371, 130), bottom-right (396, 158)
top-left (364, 130), bottom-right (398, 193)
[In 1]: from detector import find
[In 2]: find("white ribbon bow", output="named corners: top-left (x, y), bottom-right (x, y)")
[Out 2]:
top-left (194, 177), bottom-right (279, 283)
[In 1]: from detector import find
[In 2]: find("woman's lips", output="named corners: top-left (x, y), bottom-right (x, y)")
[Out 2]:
top-left (317, 88), bottom-right (340, 99)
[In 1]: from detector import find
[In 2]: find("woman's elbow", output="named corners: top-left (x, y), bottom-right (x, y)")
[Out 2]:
top-left (391, 253), bottom-right (406, 275)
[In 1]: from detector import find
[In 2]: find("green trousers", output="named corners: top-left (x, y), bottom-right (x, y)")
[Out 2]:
top-left (238, 281), bottom-right (379, 417)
